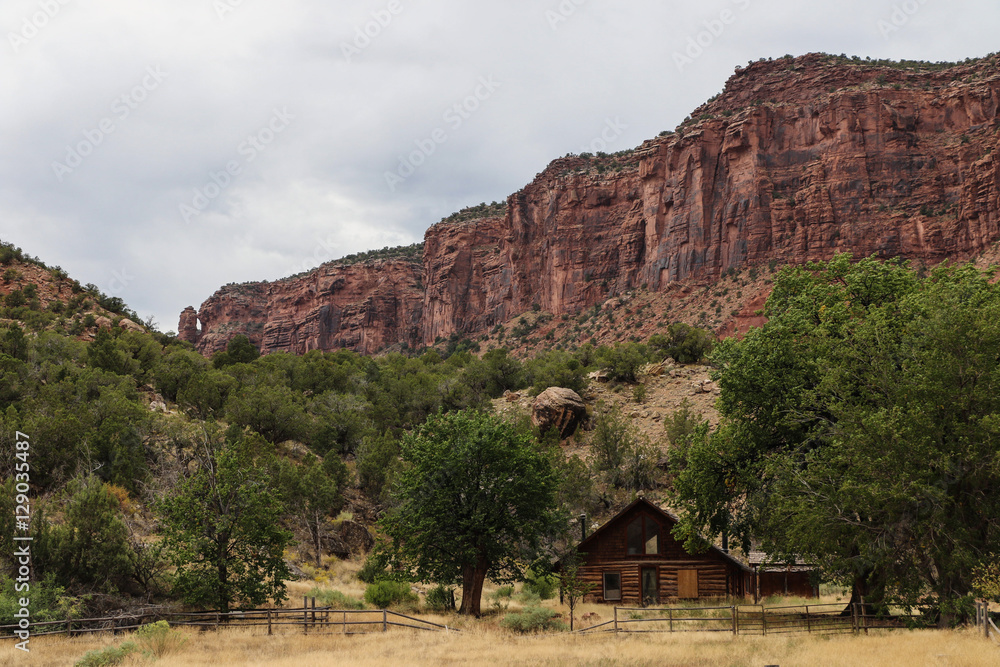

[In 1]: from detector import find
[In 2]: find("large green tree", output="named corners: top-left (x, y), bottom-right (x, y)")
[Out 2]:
top-left (670, 255), bottom-right (1000, 623)
top-left (158, 429), bottom-right (292, 613)
top-left (379, 410), bottom-right (561, 616)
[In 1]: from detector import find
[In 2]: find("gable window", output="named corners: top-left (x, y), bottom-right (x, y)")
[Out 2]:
top-left (626, 516), bottom-right (661, 555)
top-left (603, 572), bottom-right (622, 601)
top-left (627, 519), bottom-right (642, 555)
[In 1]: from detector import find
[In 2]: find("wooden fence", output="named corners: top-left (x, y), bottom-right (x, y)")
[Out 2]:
top-left (0, 597), bottom-right (455, 640)
top-left (975, 600), bottom-right (1000, 644)
top-left (578, 602), bottom-right (930, 636)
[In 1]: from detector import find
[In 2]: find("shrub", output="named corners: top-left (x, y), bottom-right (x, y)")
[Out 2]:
top-left (425, 585), bottom-right (455, 612)
top-left (357, 552), bottom-right (392, 584)
top-left (74, 642), bottom-right (137, 667)
top-left (307, 588), bottom-right (365, 610)
top-left (500, 605), bottom-right (567, 633)
top-left (489, 585), bottom-right (514, 612)
top-left (364, 580), bottom-right (418, 609)
top-left (133, 621), bottom-right (187, 659)
top-left (523, 568), bottom-right (559, 600)
top-left (632, 383), bottom-right (646, 404)
top-left (5, 290), bottom-right (25, 308)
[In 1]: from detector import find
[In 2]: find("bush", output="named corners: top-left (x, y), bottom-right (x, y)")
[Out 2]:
top-left (500, 605), bottom-right (567, 633)
top-left (74, 642), bottom-right (137, 667)
top-left (425, 585), bottom-right (455, 612)
top-left (489, 585), bottom-right (514, 612)
top-left (306, 588), bottom-right (365, 610)
top-left (364, 580), bottom-right (418, 609)
top-left (649, 323), bottom-right (714, 364)
top-left (133, 621), bottom-right (187, 659)
top-left (357, 553), bottom-right (392, 584)
top-left (523, 568), bottom-right (559, 601)
top-left (595, 343), bottom-right (649, 383)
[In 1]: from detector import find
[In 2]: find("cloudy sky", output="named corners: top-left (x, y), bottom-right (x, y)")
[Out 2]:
top-left (1, 0), bottom-right (997, 332)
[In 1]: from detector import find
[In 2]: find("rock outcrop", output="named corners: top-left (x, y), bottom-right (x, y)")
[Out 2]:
top-left (532, 387), bottom-right (588, 439)
top-left (181, 53), bottom-right (1000, 356)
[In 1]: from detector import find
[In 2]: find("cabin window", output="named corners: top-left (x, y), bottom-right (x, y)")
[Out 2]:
top-left (626, 516), bottom-right (661, 556)
top-left (626, 519), bottom-right (642, 555)
top-left (603, 572), bottom-right (622, 601)
top-left (645, 522), bottom-right (659, 555)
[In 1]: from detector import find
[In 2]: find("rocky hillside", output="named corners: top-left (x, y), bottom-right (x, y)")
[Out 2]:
top-left (180, 53), bottom-right (1000, 356)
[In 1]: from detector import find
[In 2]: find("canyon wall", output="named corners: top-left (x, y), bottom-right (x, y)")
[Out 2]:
top-left (181, 53), bottom-right (1000, 356)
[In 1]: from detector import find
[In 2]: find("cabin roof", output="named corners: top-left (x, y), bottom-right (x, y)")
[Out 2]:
top-left (576, 497), bottom-right (752, 573)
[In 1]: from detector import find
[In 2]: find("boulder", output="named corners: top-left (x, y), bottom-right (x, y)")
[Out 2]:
top-left (531, 387), bottom-right (587, 439)
top-left (119, 318), bottom-right (145, 333)
top-left (338, 520), bottom-right (375, 555)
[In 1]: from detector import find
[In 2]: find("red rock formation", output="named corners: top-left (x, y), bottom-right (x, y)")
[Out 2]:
top-left (178, 306), bottom-right (200, 344)
top-left (181, 53), bottom-right (1000, 356)
top-left (188, 260), bottom-right (423, 356)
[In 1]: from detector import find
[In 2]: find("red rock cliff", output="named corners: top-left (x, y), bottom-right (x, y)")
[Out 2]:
top-left (181, 53), bottom-right (1000, 355)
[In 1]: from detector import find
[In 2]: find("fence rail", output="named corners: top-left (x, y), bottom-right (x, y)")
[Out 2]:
top-left (0, 597), bottom-right (456, 640)
top-left (579, 601), bottom-right (931, 636)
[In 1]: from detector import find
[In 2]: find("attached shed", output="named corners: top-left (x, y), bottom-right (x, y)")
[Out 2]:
top-left (748, 551), bottom-right (819, 599)
top-left (574, 498), bottom-right (752, 605)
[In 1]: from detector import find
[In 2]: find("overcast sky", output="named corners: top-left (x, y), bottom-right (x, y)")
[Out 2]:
top-left (1, 0), bottom-right (997, 332)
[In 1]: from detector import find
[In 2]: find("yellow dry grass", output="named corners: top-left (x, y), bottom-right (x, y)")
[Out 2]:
top-left (2, 624), bottom-right (995, 667)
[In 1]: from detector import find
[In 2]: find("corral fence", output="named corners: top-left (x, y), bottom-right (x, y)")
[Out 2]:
top-left (578, 602), bottom-right (932, 636)
top-left (975, 600), bottom-right (1000, 644)
top-left (0, 597), bottom-right (455, 640)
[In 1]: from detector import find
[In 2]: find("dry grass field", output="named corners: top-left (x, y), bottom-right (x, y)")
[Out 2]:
top-left (4, 562), bottom-right (995, 666)
top-left (1, 625), bottom-right (996, 667)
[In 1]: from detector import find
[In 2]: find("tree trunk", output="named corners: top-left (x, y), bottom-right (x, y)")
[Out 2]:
top-left (218, 557), bottom-right (229, 615)
top-left (842, 569), bottom-right (883, 618)
top-left (313, 513), bottom-right (322, 568)
top-left (458, 554), bottom-right (489, 617)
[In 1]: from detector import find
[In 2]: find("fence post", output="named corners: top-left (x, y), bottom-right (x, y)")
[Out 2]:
top-left (343, 610), bottom-right (347, 634)
top-left (761, 605), bottom-right (767, 636)
top-left (732, 606), bottom-right (737, 636)
top-left (613, 607), bottom-right (619, 633)
top-left (267, 609), bottom-right (272, 636)
top-left (215, 612), bottom-right (220, 631)
top-left (383, 609), bottom-right (388, 633)
top-left (303, 597), bottom-right (308, 635)
top-left (668, 607), bottom-right (673, 633)
top-left (311, 597), bottom-right (316, 629)
top-left (66, 614), bottom-right (72, 638)
top-left (806, 605), bottom-right (811, 634)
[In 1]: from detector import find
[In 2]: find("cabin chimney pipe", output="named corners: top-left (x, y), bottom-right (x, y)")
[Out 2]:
top-left (722, 532), bottom-right (729, 554)
top-left (580, 513), bottom-right (587, 542)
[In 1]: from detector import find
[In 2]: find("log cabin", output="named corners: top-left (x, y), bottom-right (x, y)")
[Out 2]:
top-left (573, 498), bottom-right (817, 604)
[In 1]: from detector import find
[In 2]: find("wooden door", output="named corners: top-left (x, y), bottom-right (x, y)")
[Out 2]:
top-left (677, 569), bottom-right (699, 599)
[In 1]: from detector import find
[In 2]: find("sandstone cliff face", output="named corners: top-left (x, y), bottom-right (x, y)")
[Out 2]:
top-left (181, 54), bottom-right (1000, 356)
top-left (185, 260), bottom-right (423, 356)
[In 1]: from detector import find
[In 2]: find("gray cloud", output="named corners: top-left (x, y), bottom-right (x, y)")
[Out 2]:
top-left (1, 0), bottom-right (997, 331)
